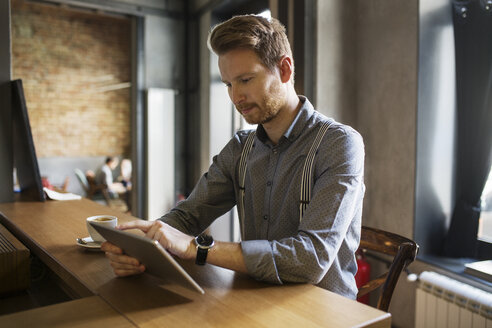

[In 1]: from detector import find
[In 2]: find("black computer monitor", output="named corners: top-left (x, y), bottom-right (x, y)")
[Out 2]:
top-left (11, 79), bottom-right (45, 202)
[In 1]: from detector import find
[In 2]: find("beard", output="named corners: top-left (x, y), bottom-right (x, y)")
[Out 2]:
top-left (238, 81), bottom-right (285, 125)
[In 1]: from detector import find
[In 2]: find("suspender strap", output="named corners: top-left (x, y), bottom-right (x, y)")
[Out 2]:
top-left (238, 131), bottom-right (256, 239)
top-left (299, 121), bottom-right (332, 222)
top-left (237, 121), bottom-right (331, 237)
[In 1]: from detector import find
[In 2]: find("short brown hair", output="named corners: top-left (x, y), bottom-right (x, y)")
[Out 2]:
top-left (208, 15), bottom-right (293, 73)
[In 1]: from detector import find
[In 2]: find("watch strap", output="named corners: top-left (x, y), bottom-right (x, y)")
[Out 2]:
top-left (195, 246), bottom-right (209, 265)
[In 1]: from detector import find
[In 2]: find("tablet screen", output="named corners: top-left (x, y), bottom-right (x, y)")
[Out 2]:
top-left (90, 222), bottom-right (204, 294)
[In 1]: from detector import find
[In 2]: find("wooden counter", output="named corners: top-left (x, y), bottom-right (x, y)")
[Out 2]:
top-left (0, 199), bottom-right (391, 327)
top-left (0, 296), bottom-right (135, 328)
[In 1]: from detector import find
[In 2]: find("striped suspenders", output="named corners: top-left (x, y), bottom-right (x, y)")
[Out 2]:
top-left (237, 121), bottom-right (332, 233)
top-left (299, 121), bottom-right (332, 221)
top-left (238, 131), bottom-right (256, 238)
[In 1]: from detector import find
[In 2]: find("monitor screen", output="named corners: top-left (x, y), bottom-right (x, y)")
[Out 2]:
top-left (11, 79), bottom-right (45, 202)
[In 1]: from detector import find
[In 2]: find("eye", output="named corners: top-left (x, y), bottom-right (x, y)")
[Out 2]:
top-left (240, 78), bottom-right (252, 84)
top-left (223, 82), bottom-right (231, 88)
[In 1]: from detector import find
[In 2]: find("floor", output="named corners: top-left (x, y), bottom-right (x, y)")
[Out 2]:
top-left (107, 198), bottom-right (129, 213)
top-left (94, 196), bottom-right (129, 213)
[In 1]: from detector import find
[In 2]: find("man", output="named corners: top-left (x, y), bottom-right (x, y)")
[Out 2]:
top-left (102, 15), bottom-right (365, 299)
top-left (96, 157), bottom-right (126, 197)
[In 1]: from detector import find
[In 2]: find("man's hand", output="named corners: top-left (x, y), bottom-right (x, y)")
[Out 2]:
top-left (101, 220), bottom-right (196, 277)
top-left (101, 242), bottom-right (145, 277)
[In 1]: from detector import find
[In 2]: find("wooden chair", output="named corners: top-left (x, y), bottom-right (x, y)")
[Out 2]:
top-left (74, 169), bottom-right (111, 204)
top-left (357, 226), bottom-right (419, 312)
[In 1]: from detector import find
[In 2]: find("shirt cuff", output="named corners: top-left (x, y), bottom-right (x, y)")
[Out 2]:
top-left (158, 215), bottom-right (188, 234)
top-left (241, 240), bottom-right (282, 285)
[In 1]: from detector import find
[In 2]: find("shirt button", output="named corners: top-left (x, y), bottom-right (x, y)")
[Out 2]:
top-left (267, 181), bottom-right (272, 186)
top-left (263, 215), bottom-right (268, 220)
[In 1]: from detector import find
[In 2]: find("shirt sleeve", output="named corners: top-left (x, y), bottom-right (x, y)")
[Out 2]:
top-left (102, 165), bottom-right (113, 187)
top-left (241, 127), bottom-right (365, 286)
top-left (159, 137), bottom-right (240, 235)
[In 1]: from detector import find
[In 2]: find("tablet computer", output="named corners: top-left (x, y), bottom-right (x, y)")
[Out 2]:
top-left (90, 222), bottom-right (204, 294)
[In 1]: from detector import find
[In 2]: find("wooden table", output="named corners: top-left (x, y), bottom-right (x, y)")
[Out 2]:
top-left (0, 199), bottom-right (391, 327)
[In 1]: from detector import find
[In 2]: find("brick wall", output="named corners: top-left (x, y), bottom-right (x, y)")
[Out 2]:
top-left (11, 0), bottom-right (131, 158)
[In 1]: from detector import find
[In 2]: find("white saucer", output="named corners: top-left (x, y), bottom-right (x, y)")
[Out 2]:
top-left (76, 236), bottom-right (102, 250)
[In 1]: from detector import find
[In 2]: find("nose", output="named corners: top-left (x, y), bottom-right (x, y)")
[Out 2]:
top-left (229, 84), bottom-right (245, 105)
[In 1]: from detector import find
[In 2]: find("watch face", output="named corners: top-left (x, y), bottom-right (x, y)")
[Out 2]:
top-left (197, 234), bottom-right (214, 247)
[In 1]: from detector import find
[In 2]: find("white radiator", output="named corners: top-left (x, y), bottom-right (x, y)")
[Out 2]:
top-left (415, 271), bottom-right (492, 328)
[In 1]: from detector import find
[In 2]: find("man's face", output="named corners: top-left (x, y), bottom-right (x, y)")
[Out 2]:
top-left (218, 49), bottom-right (286, 125)
top-left (109, 159), bottom-right (119, 170)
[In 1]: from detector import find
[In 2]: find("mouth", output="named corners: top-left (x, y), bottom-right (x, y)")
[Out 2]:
top-left (237, 104), bottom-right (255, 115)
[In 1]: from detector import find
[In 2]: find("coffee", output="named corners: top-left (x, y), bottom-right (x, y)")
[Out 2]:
top-left (94, 217), bottom-right (113, 222)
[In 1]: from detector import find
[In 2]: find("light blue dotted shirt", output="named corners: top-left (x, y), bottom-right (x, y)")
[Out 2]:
top-left (161, 96), bottom-right (365, 299)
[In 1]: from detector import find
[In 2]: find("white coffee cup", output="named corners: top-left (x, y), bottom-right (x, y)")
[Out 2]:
top-left (86, 215), bottom-right (117, 243)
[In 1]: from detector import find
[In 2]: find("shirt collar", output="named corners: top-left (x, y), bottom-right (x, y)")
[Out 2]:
top-left (256, 95), bottom-right (314, 144)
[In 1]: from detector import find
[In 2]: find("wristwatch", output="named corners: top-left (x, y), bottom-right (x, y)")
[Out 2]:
top-left (195, 234), bottom-right (214, 265)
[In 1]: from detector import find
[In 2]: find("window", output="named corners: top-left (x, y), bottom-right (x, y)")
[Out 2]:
top-left (416, 0), bottom-right (492, 261)
top-left (479, 166), bottom-right (492, 243)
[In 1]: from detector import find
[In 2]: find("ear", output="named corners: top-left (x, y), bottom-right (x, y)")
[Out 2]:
top-left (277, 55), bottom-right (293, 83)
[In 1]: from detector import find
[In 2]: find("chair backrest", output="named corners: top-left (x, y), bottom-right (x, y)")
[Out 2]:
top-left (357, 226), bottom-right (419, 312)
top-left (74, 169), bottom-right (89, 193)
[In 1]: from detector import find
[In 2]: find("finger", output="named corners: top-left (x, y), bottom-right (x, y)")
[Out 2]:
top-left (105, 252), bottom-right (141, 267)
top-left (117, 220), bottom-right (153, 232)
top-left (114, 269), bottom-right (136, 277)
top-left (145, 221), bottom-right (163, 240)
top-left (117, 219), bottom-right (151, 231)
top-left (109, 261), bottom-right (145, 272)
top-left (101, 242), bottom-right (123, 254)
top-left (113, 266), bottom-right (145, 277)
